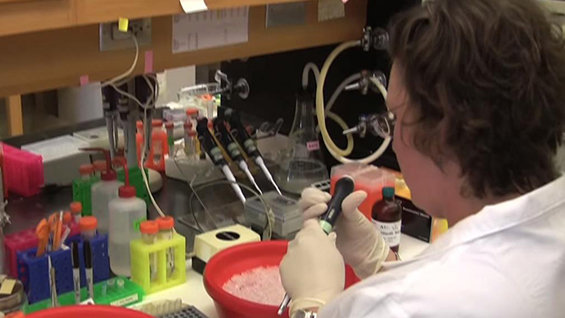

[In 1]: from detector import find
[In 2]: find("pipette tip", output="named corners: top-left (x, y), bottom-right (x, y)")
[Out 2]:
top-left (278, 294), bottom-right (291, 315)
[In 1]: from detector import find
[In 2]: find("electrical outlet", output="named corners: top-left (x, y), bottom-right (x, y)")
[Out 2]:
top-left (99, 18), bottom-right (152, 52)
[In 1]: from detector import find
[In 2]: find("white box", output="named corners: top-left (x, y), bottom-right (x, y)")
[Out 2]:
top-left (194, 224), bottom-right (260, 262)
top-left (73, 126), bottom-right (124, 149)
top-left (22, 135), bottom-right (90, 186)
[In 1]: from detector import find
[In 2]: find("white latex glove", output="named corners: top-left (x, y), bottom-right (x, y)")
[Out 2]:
top-left (299, 187), bottom-right (391, 279)
top-left (280, 219), bottom-right (345, 315)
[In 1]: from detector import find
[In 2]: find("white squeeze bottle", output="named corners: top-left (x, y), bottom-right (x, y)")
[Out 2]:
top-left (87, 148), bottom-right (123, 235)
top-left (108, 158), bottom-right (147, 277)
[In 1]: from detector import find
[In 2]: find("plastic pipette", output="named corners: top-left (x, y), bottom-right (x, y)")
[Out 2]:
top-left (196, 118), bottom-right (246, 204)
top-left (213, 118), bottom-right (263, 195)
top-left (278, 176), bottom-right (355, 315)
top-left (224, 109), bottom-right (282, 195)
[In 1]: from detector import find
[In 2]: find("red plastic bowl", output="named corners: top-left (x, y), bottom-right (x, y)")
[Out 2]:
top-left (204, 240), bottom-right (359, 318)
top-left (26, 306), bottom-right (152, 318)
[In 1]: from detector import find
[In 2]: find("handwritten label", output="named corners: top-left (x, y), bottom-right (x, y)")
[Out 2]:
top-left (110, 294), bottom-right (139, 306)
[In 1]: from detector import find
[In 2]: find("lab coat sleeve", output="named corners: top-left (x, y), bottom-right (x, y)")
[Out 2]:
top-left (319, 287), bottom-right (409, 318)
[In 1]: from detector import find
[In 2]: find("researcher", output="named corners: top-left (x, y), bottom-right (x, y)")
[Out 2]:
top-left (280, 0), bottom-right (565, 317)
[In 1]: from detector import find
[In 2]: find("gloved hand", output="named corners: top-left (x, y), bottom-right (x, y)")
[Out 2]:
top-left (299, 187), bottom-right (391, 279)
top-left (280, 219), bottom-right (345, 315)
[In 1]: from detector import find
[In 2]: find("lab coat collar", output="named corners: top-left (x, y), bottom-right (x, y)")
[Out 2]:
top-left (411, 174), bottom-right (565, 260)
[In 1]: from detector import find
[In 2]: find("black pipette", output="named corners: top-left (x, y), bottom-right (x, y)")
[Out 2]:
top-left (196, 118), bottom-right (246, 204)
top-left (85, 240), bottom-right (94, 301)
top-left (224, 109), bottom-right (282, 195)
top-left (213, 118), bottom-right (263, 195)
top-left (278, 176), bottom-right (355, 315)
top-left (319, 176), bottom-right (355, 233)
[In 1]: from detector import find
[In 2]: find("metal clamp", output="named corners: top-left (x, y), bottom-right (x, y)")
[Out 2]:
top-left (361, 26), bottom-right (389, 51)
top-left (345, 70), bottom-right (387, 95)
top-left (343, 115), bottom-right (368, 138)
top-left (213, 70), bottom-right (250, 100)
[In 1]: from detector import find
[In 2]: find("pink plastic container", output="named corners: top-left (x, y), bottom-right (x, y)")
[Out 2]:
top-left (1, 143), bottom-right (44, 197)
top-left (330, 163), bottom-right (395, 220)
top-left (204, 241), bottom-right (359, 318)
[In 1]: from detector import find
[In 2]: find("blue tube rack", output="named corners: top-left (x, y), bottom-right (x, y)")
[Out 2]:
top-left (17, 234), bottom-right (110, 304)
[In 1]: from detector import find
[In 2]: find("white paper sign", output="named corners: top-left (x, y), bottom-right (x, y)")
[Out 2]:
top-left (172, 7), bottom-right (249, 54)
top-left (318, 0), bottom-right (345, 22)
top-left (179, 0), bottom-right (208, 13)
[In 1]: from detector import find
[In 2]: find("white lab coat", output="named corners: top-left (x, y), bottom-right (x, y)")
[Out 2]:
top-left (320, 175), bottom-right (565, 318)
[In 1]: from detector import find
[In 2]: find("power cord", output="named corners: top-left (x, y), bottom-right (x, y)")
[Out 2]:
top-left (108, 69), bottom-right (167, 217)
top-left (101, 33), bottom-right (139, 88)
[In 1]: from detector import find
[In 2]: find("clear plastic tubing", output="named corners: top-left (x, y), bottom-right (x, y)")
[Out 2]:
top-left (79, 164), bottom-right (94, 181)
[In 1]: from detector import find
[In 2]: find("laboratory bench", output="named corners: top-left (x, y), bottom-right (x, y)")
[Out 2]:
top-left (3, 170), bottom-right (429, 317)
top-left (143, 234), bottom-right (428, 318)
top-left (3, 173), bottom-right (194, 237)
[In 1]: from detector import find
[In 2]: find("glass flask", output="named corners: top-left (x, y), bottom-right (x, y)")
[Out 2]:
top-left (276, 90), bottom-right (329, 194)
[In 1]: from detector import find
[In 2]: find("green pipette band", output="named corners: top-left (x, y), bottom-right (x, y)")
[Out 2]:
top-left (320, 220), bottom-right (332, 234)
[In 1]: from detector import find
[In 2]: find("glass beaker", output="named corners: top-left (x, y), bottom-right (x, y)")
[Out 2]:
top-left (276, 90), bottom-right (328, 194)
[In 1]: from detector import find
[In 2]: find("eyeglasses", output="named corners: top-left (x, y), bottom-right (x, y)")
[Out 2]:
top-left (369, 111), bottom-right (396, 139)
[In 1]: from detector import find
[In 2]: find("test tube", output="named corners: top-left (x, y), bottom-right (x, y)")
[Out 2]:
top-left (157, 216), bottom-right (175, 278)
top-left (93, 160), bottom-right (106, 178)
top-left (183, 123), bottom-right (199, 161)
top-left (79, 216), bottom-right (98, 241)
top-left (117, 278), bottom-right (125, 290)
top-left (185, 108), bottom-right (199, 129)
top-left (71, 202), bottom-right (82, 223)
top-left (101, 281), bottom-right (107, 297)
top-left (107, 278), bottom-right (116, 292)
top-left (183, 121), bottom-right (192, 154)
top-left (79, 164), bottom-right (94, 180)
top-left (165, 121), bottom-right (175, 157)
top-left (140, 221), bottom-right (159, 282)
top-left (204, 95), bottom-right (215, 119)
top-left (63, 211), bottom-right (73, 225)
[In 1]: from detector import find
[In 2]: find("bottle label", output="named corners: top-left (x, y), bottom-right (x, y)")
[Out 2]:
top-left (307, 141), bottom-right (320, 151)
top-left (372, 220), bottom-right (401, 247)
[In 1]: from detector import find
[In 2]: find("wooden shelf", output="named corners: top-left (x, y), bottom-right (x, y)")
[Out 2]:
top-left (0, 0), bottom-right (368, 96)
top-left (0, 0), bottom-right (76, 37)
top-left (0, 0), bottom-right (310, 37)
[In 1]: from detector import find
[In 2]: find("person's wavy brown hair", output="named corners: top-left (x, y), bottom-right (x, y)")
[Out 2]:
top-left (388, 0), bottom-right (565, 199)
